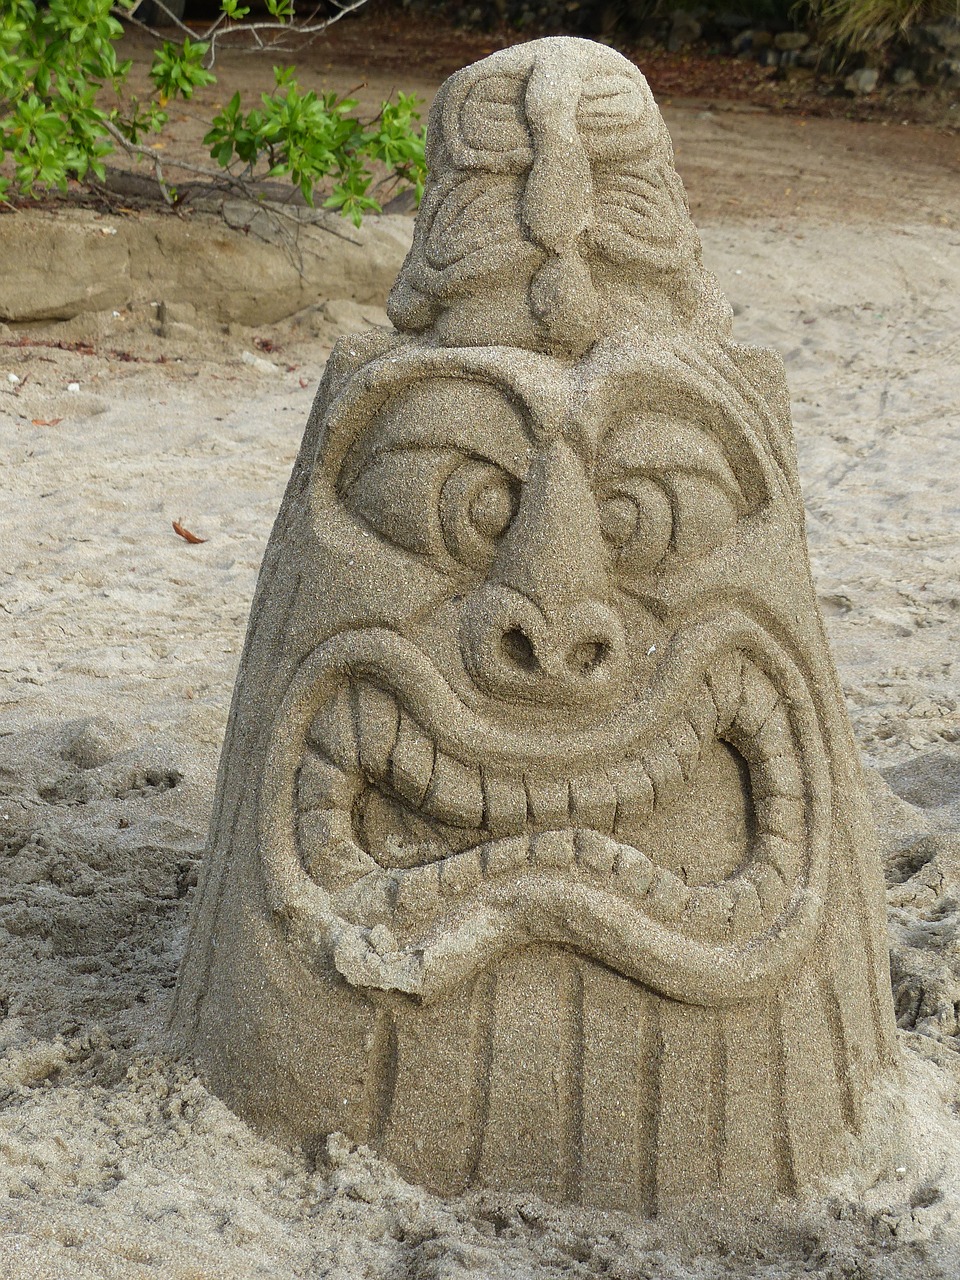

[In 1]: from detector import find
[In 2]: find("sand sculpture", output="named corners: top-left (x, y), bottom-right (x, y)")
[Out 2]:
top-left (174, 37), bottom-right (900, 1211)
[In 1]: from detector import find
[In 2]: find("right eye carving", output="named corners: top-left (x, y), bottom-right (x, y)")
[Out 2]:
top-left (342, 447), bottom-right (518, 572)
top-left (440, 458), bottom-right (519, 570)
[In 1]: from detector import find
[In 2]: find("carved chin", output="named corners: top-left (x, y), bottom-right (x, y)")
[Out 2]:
top-left (261, 619), bottom-right (829, 1005)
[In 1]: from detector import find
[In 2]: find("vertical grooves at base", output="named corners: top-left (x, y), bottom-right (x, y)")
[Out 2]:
top-left (561, 956), bottom-right (585, 1202)
top-left (771, 995), bottom-right (797, 1195)
top-left (648, 996), bottom-right (664, 1214)
top-left (464, 971), bottom-right (496, 1189)
top-left (712, 1005), bottom-right (727, 1192)
top-left (363, 1003), bottom-right (398, 1142)
top-left (821, 973), bottom-right (859, 1132)
top-left (848, 836), bottom-right (890, 1064)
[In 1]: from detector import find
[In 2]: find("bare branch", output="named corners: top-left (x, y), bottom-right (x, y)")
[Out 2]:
top-left (101, 118), bottom-right (178, 204)
top-left (114, 0), bottom-right (372, 65)
top-left (112, 1), bottom-right (195, 40)
top-left (204, 0), bottom-right (373, 61)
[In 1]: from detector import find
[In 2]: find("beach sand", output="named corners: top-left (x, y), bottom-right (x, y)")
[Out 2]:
top-left (2, 95), bottom-right (960, 1277)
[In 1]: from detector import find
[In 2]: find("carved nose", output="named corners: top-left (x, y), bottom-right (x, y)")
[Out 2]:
top-left (463, 584), bottom-right (627, 707)
top-left (460, 438), bottom-right (629, 707)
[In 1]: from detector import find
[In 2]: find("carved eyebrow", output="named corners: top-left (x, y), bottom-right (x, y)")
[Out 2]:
top-left (599, 416), bottom-right (742, 497)
top-left (339, 378), bottom-right (534, 490)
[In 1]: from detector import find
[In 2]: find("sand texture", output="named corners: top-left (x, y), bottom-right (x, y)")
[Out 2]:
top-left (2, 95), bottom-right (960, 1275)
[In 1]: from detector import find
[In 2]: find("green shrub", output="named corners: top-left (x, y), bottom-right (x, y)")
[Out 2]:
top-left (809, 0), bottom-right (958, 51)
top-left (0, 0), bottom-right (426, 224)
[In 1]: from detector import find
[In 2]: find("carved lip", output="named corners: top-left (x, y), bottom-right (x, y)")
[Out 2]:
top-left (260, 616), bottom-right (830, 1005)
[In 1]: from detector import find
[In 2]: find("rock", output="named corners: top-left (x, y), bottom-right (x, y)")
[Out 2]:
top-left (0, 212), bottom-right (129, 323)
top-left (732, 27), bottom-right (771, 52)
top-left (240, 350), bottom-right (280, 375)
top-left (157, 299), bottom-right (199, 339)
top-left (0, 206), bottom-right (413, 328)
top-left (844, 66), bottom-right (880, 94)
top-left (920, 19), bottom-right (960, 53)
top-left (668, 10), bottom-right (702, 51)
top-left (759, 47), bottom-right (781, 66)
top-left (774, 31), bottom-right (809, 50)
top-left (797, 43), bottom-right (824, 67)
top-left (893, 65), bottom-right (918, 85)
top-left (714, 10), bottom-right (750, 30)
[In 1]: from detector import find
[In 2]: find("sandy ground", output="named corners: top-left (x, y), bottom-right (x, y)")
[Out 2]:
top-left (2, 76), bottom-right (960, 1279)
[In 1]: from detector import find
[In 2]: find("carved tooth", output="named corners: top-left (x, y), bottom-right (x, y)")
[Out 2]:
top-left (756, 794), bottom-right (805, 840)
top-left (352, 682), bottom-right (400, 782)
top-left (569, 773), bottom-right (617, 834)
top-left (687, 683), bottom-right (720, 746)
top-left (439, 848), bottom-right (482, 895)
top-left (755, 753), bottom-right (804, 800)
top-left (706, 654), bottom-right (744, 734)
top-left (683, 885), bottom-right (731, 938)
top-left (389, 712), bottom-right (435, 807)
top-left (613, 845), bottom-right (654, 898)
top-left (743, 861), bottom-right (787, 915)
top-left (299, 807), bottom-right (376, 890)
top-left (735, 664), bottom-right (780, 739)
top-left (307, 684), bottom-right (359, 771)
top-left (575, 828), bottom-right (617, 875)
top-left (525, 776), bottom-right (570, 828)
top-left (754, 703), bottom-right (795, 762)
top-left (759, 834), bottom-right (799, 883)
top-left (609, 761), bottom-right (655, 836)
top-left (482, 772), bottom-right (529, 837)
top-left (729, 880), bottom-right (763, 936)
top-left (395, 861), bottom-right (440, 916)
top-left (642, 744), bottom-right (685, 812)
top-left (482, 834), bottom-right (530, 876)
top-left (298, 751), bottom-right (358, 811)
top-left (423, 752), bottom-right (485, 828)
top-left (531, 828), bottom-right (575, 868)
top-left (664, 719), bottom-right (701, 782)
top-left (643, 868), bottom-right (690, 922)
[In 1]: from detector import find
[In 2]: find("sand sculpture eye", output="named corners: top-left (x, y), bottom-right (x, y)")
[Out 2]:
top-left (440, 458), bottom-right (519, 569)
top-left (343, 448), bottom-right (519, 570)
top-left (599, 470), bottom-right (740, 575)
top-left (599, 478), bottom-right (673, 572)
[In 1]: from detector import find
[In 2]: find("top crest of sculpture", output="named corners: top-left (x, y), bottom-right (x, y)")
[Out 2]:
top-left (174, 38), bottom-right (899, 1213)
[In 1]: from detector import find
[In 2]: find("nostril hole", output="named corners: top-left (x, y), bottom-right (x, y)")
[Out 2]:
top-left (501, 627), bottom-right (539, 673)
top-left (568, 641), bottom-right (610, 675)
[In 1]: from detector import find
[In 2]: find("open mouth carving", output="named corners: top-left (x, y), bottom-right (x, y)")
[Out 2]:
top-left (261, 613), bottom-right (829, 1006)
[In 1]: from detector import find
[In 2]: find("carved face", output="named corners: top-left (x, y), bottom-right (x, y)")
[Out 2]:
top-left (259, 336), bottom-right (831, 1006)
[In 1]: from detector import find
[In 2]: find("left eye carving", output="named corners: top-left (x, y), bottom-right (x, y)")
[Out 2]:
top-left (598, 477), bottom-right (673, 573)
top-left (440, 458), bottom-right (519, 569)
top-left (598, 469), bottom-right (741, 575)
